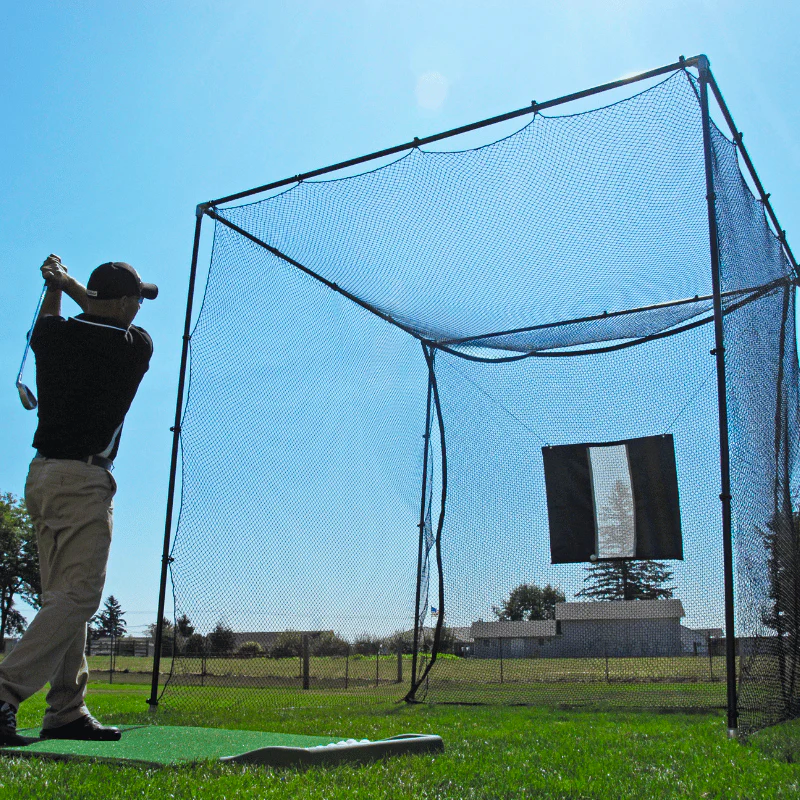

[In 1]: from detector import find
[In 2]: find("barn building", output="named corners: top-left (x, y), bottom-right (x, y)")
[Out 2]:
top-left (470, 599), bottom-right (691, 659)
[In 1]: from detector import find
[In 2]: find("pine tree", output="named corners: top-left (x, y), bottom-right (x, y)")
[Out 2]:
top-left (761, 508), bottom-right (800, 717)
top-left (91, 595), bottom-right (127, 638)
top-left (576, 560), bottom-right (674, 601)
top-left (577, 477), bottom-right (675, 601)
top-left (176, 613), bottom-right (195, 637)
top-left (596, 480), bottom-right (635, 558)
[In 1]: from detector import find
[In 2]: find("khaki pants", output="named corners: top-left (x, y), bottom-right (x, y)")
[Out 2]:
top-left (0, 457), bottom-right (115, 728)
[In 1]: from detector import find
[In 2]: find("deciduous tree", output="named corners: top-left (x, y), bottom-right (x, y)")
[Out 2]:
top-left (146, 616), bottom-right (175, 655)
top-left (208, 621), bottom-right (235, 656)
top-left (0, 493), bottom-right (41, 650)
top-left (493, 583), bottom-right (565, 621)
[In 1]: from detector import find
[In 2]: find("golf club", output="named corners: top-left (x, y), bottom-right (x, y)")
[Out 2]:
top-left (16, 282), bottom-right (48, 410)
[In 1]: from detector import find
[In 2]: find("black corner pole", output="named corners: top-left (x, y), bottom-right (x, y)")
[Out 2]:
top-left (205, 56), bottom-right (701, 209)
top-left (407, 345), bottom-right (448, 697)
top-left (408, 347), bottom-right (434, 701)
top-left (148, 207), bottom-right (205, 710)
top-left (704, 69), bottom-right (799, 279)
top-left (698, 55), bottom-right (738, 738)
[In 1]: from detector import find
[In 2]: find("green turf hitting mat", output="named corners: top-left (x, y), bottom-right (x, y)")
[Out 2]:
top-left (0, 725), bottom-right (444, 768)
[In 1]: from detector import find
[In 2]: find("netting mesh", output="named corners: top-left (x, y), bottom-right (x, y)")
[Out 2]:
top-left (160, 70), bottom-right (799, 732)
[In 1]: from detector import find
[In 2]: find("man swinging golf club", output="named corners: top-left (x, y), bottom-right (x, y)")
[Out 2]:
top-left (0, 255), bottom-right (157, 745)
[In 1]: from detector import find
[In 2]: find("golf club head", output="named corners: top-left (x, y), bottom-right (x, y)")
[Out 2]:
top-left (17, 381), bottom-right (37, 411)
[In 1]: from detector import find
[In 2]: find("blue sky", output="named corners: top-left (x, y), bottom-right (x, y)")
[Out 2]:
top-left (1, 1), bottom-right (798, 637)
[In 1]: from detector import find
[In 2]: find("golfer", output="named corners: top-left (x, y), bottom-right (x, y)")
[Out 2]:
top-left (0, 255), bottom-right (157, 745)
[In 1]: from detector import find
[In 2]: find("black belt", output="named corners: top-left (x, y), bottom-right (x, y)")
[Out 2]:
top-left (35, 452), bottom-right (114, 471)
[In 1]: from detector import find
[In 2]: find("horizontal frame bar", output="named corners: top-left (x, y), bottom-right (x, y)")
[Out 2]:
top-left (205, 56), bottom-right (701, 208)
top-left (440, 278), bottom-right (788, 347)
top-left (434, 276), bottom-right (786, 363)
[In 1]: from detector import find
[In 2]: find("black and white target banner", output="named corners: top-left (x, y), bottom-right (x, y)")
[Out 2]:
top-left (543, 434), bottom-right (683, 564)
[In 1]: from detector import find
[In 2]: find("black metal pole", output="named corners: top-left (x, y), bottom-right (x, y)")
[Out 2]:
top-left (407, 345), bottom-right (449, 696)
top-left (698, 55), bottom-right (738, 738)
top-left (704, 69), bottom-right (798, 278)
top-left (409, 352), bottom-right (434, 699)
top-left (148, 208), bottom-right (205, 710)
top-left (205, 57), bottom-right (701, 209)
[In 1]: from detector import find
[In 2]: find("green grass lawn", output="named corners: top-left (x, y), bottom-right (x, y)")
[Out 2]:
top-left (1, 681), bottom-right (799, 798)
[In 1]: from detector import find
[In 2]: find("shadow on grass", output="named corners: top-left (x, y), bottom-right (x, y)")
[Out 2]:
top-left (748, 718), bottom-right (800, 764)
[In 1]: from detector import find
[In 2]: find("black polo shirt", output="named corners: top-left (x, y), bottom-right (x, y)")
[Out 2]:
top-left (30, 313), bottom-right (153, 461)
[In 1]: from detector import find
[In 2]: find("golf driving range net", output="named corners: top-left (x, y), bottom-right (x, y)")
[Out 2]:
top-left (160, 67), bottom-right (799, 733)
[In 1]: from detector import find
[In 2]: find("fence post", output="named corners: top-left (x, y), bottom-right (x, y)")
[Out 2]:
top-left (109, 635), bottom-right (115, 684)
top-left (302, 635), bottom-right (310, 690)
top-left (397, 649), bottom-right (403, 683)
top-left (345, 647), bottom-right (349, 690)
top-left (708, 635), bottom-right (714, 681)
top-left (499, 638), bottom-right (504, 684)
top-left (605, 651), bottom-right (610, 683)
top-left (375, 647), bottom-right (380, 688)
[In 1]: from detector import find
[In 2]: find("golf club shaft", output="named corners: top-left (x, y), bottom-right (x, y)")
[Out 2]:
top-left (16, 283), bottom-right (48, 385)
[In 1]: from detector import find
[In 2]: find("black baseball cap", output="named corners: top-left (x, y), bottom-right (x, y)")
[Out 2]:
top-left (86, 262), bottom-right (158, 301)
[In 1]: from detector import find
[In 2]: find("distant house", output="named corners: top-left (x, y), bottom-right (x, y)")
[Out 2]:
top-left (446, 626), bottom-right (474, 657)
top-left (399, 625), bottom-right (474, 656)
top-left (680, 626), bottom-right (723, 655)
top-left (471, 620), bottom-right (559, 659)
top-left (471, 599), bottom-right (689, 659)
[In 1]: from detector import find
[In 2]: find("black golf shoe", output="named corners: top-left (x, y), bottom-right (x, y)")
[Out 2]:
top-left (41, 713), bottom-right (121, 742)
top-left (0, 702), bottom-right (27, 747)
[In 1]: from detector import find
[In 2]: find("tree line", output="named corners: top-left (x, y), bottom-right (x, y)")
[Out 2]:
top-left (144, 618), bottom-right (457, 659)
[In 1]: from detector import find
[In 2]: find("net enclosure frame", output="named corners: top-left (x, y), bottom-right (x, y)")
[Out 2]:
top-left (149, 55), bottom-right (799, 738)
